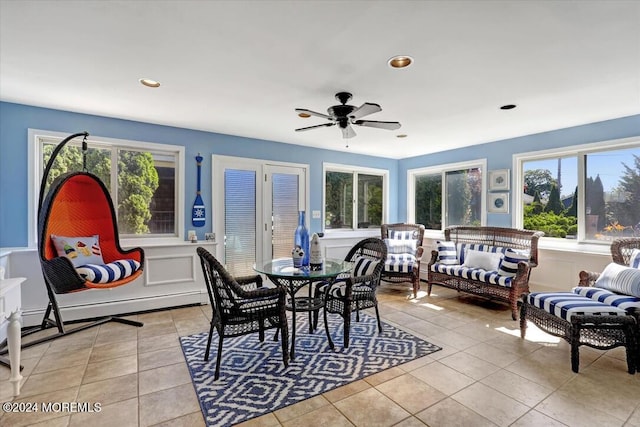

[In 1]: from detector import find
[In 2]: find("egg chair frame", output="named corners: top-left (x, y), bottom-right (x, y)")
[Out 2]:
top-left (21, 131), bottom-right (144, 349)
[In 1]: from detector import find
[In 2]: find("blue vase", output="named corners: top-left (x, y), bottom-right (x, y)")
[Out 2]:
top-left (293, 211), bottom-right (310, 267)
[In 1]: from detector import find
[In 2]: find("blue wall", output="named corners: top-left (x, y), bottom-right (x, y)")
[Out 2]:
top-left (398, 114), bottom-right (640, 227)
top-left (1, 101), bottom-right (638, 248)
top-left (0, 102), bottom-right (398, 247)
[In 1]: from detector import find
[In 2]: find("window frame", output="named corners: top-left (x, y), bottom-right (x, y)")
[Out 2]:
top-left (28, 129), bottom-right (185, 247)
top-left (322, 162), bottom-right (389, 233)
top-left (513, 136), bottom-right (640, 250)
top-left (407, 158), bottom-right (487, 234)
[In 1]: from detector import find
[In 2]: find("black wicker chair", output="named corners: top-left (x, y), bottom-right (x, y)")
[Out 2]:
top-left (317, 238), bottom-right (387, 349)
top-left (197, 247), bottom-right (289, 380)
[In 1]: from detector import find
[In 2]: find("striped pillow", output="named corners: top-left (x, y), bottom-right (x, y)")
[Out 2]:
top-left (595, 262), bottom-right (640, 298)
top-left (629, 249), bottom-right (640, 269)
top-left (351, 256), bottom-right (380, 277)
top-left (389, 230), bottom-right (418, 241)
top-left (498, 249), bottom-right (530, 277)
top-left (436, 240), bottom-right (458, 265)
top-left (76, 259), bottom-right (141, 284)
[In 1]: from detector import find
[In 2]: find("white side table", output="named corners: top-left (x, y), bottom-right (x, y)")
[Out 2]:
top-left (0, 277), bottom-right (25, 397)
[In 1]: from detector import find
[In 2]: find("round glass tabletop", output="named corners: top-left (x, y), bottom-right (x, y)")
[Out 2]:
top-left (253, 257), bottom-right (351, 279)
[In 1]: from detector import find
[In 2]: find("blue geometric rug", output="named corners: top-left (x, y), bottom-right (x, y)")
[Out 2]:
top-left (179, 312), bottom-right (441, 426)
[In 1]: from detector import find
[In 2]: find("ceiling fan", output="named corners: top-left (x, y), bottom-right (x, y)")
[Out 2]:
top-left (295, 92), bottom-right (401, 139)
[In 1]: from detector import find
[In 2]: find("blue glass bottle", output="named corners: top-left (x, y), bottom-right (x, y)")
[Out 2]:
top-left (293, 211), bottom-right (310, 268)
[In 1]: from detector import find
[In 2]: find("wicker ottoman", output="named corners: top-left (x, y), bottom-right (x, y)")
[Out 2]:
top-left (520, 292), bottom-right (637, 374)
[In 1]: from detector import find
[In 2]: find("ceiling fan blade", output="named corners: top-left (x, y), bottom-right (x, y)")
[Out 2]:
top-left (341, 123), bottom-right (356, 139)
top-left (354, 120), bottom-right (401, 130)
top-left (295, 123), bottom-right (335, 132)
top-left (349, 102), bottom-right (381, 120)
top-left (295, 108), bottom-right (333, 120)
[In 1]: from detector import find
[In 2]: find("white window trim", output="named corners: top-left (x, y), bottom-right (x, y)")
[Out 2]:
top-left (322, 162), bottom-right (389, 235)
top-left (28, 129), bottom-right (185, 248)
top-left (407, 158), bottom-right (487, 238)
top-left (512, 135), bottom-right (640, 254)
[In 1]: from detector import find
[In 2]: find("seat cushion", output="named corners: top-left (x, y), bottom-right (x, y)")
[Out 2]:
top-left (76, 259), bottom-right (141, 283)
top-left (526, 292), bottom-right (628, 321)
top-left (572, 286), bottom-right (640, 313)
top-left (384, 254), bottom-right (416, 273)
top-left (430, 263), bottom-right (512, 287)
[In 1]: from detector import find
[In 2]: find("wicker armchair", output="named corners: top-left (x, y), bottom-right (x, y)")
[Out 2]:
top-left (197, 247), bottom-right (289, 380)
top-left (380, 223), bottom-right (425, 298)
top-left (318, 238), bottom-right (387, 349)
top-left (579, 238), bottom-right (640, 286)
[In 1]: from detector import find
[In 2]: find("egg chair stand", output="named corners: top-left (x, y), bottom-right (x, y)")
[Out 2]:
top-left (1, 131), bottom-right (144, 355)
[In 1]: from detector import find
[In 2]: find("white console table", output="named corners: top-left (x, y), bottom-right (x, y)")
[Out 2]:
top-left (1, 276), bottom-right (25, 397)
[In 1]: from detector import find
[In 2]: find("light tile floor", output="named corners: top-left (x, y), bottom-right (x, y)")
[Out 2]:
top-left (1, 285), bottom-right (639, 427)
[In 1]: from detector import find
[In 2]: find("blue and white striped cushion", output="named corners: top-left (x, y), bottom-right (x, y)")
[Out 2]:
top-left (572, 286), bottom-right (640, 313)
top-left (629, 249), bottom-right (640, 269)
top-left (384, 254), bottom-right (416, 273)
top-left (595, 262), bottom-right (640, 298)
top-left (430, 263), bottom-right (512, 287)
top-left (351, 256), bottom-right (380, 277)
top-left (498, 249), bottom-right (530, 277)
top-left (526, 292), bottom-right (628, 321)
top-left (384, 238), bottom-right (417, 255)
top-left (389, 230), bottom-right (418, 241)
top-left (436, 240), bottom-right (458, 265)
top-left (76, 259), bottom-right (141, 284)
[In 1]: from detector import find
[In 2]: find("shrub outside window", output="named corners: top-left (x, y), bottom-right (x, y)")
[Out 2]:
top-left (516, 139), bottom-right (640, 242)
top-left (324, 164), bottom-right (387, 230)
top-left (408, 160), bottom-right (485, 230)
top-left (34, 132), bottom-right (183, 240)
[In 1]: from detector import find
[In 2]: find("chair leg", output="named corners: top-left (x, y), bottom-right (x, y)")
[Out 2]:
top-left (214, 336), bottom-right (224, 380)
top-left (343, 313), bottom-right (351, 349)
top-left (374, 304), bottom-right (383, 333)
top-left (280, 316), bottom-right (290, 367)
top-left (519, 300), bottom-right (527, 339)
top-left (204, 321), bottom-right (215, 361)
top-left (323, 308), bottom-right (335, 350)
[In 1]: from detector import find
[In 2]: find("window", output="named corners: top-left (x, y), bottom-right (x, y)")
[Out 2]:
top-left (324, 163), bottom-right (387, 230)
top-left (408, 159), bottom-right (486, 230)
top-left (30, 130), bottom-right (184, 243)
top-left (515, 137), bottom-right (640, 242)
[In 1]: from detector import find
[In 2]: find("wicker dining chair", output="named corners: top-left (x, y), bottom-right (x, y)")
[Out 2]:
top-left (317, 238), bottom-right (387, 349)
top-left (197, 247), bottom-right (289, 380)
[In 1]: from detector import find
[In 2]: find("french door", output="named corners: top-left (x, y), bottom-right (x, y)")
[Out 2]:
top-left (213, 156), bottom-right (307, 276)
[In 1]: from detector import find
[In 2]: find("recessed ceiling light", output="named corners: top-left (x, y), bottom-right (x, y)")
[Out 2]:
top-left (388, 55), bottom-right (413, 69)
top-left (500, 104), bottom-right (516, 110)
top-left (298, 112), bottom-right (311, 118)
top-left (396, 134), bottom-right (408, 138)
top-left (139, 78), bottom-right (160, 88)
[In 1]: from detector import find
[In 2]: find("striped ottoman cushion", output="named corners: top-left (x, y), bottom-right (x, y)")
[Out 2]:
top-left (526, 292), bottom-right (628, 321)
top-left (572, 286), bottom-right (640, 313)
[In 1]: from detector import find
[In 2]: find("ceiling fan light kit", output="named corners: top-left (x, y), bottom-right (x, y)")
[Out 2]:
top-left (295, 92), bottom-right (401, 139)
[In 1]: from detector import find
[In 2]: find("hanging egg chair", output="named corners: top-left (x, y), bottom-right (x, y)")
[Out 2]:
top-left (23, 131), bottom-right (145, 348)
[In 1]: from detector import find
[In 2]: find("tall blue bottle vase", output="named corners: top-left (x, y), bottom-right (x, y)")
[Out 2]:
top-left (293, 211), bottom-right (310, 268)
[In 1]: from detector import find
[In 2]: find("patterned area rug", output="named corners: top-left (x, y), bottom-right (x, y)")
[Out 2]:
top-left (180, 313), bottom-right (441, 426)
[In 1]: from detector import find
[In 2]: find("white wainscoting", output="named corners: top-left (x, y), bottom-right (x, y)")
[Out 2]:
top-left (3, 242), bottom-right (214, 327)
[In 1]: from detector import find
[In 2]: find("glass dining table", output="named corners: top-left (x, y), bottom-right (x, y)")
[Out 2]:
top-left (253, 258), bottom-right (351, 359)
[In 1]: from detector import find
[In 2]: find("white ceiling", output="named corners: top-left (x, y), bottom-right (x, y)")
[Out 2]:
top-left (1, 1), bottom-right (639, 159)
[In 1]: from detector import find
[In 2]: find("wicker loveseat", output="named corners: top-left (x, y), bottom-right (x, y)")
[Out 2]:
top-left (427, 226), bottom-right (544, 320)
